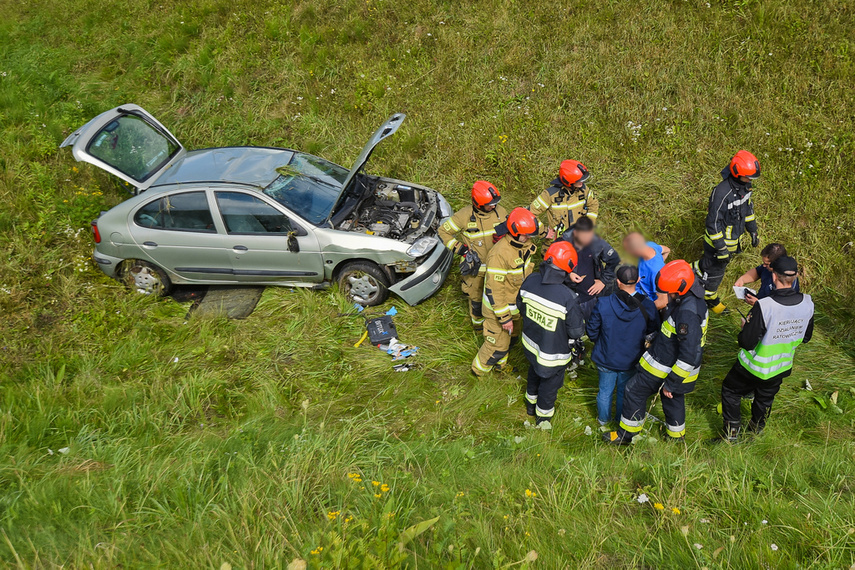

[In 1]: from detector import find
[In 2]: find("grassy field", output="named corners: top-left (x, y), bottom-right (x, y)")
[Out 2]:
top-left (1, 0), bottom-right (854, 567)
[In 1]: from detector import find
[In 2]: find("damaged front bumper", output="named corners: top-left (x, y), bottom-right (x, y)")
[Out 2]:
top-left (389, 243), bottom-right (452, 305)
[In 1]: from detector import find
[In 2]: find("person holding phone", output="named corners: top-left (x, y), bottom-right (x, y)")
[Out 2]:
top-left (734, 243), bottom-right (800, 305)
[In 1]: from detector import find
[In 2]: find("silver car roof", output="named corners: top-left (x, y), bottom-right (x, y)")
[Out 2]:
top-left (151, 147), bottom-right (296, 189)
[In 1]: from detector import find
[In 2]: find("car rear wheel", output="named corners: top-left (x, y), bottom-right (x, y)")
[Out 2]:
top-left (120, 260), bottom-right (172, 296)
top-left (337, 262), bottom-right (389, 306)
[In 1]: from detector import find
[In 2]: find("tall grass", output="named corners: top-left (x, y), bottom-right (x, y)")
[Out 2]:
top-left (1, 0), bottom-right (854, 567)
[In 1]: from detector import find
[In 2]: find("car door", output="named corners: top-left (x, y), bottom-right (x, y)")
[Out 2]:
top-left (130, 190), bottom-right (235, 282)
top-left (60, 104), bottom-right (186, 193)
top-left (212, 190), bottom-right (324, 283)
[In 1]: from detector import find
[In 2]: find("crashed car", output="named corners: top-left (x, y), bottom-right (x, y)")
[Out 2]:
top-left (61, 104), bottom-right (453, 306)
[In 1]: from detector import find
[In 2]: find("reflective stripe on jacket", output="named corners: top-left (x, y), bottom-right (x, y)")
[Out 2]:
top-left (704, 167), bottom-right (757, 254)
top-left (637, 281), bottom-right (709, 394)
top-left (438, 204), bottom-right (508, 271)
top-left (738, 293), bottom-right (814, 379)
top-left (482, 236), bottom-right (537, 323)
top-left (518, 264), bottom-right (585, 371)
top-left (530, 178), bottom-right (599, 234)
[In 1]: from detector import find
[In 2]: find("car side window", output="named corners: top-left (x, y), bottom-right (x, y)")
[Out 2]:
top-left (215, 191), bottom-right (293, 234)
top-left (134, 191), bottom-right (216, 232)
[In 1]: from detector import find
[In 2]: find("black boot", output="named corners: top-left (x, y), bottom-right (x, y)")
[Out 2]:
top-left (525, 401), bottom-right (536, 417)
top-left (602, 430), bottom-right (632, 446)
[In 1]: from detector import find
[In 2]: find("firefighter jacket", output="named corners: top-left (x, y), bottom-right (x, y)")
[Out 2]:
top-left (482, 235), bottom-right (537, 325)
top-left (638, 280), bottom-right (708, 395)
top-left (704, 167), bottom-right (758, 258)
top-left (557, 229), bottom-right (621, 289)
top-left (737, 287), bottom-right (814, 380)
top-left (438, 204), bottom-right (508, 272)
top-left (517, 263), bottom-right (586, 372)
top-left (530, 178), bottom-right (599, 235)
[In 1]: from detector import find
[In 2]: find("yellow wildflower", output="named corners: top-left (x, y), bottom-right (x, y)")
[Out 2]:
top-left (326, 510), bottom-right (340, 521)
top-left (372, 481), bottom-right (380, 487)
top-left (374, 493), bottom-right (382, 498)
top-left (525, 489), bottom-right (536, 498)
top-left (654, 503), bottom-right (665, 510)
top-left (455, 491), bottom-right (464, 498)
top-left (381, 484), bottom-right (390, 493)
top-left (671, 507), bottom-right (681, 515)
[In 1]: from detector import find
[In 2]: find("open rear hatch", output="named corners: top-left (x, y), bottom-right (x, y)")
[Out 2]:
top-left (61, 104), bottom-right (186, 194)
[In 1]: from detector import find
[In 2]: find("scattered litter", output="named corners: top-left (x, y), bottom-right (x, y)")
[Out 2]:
top-left (804, 379), bottom-right (813, 391)
top-left (393, 363), bottom-right (415, 372)
top-left (172, 357), bottom-right (179, 363)
top-left (693, 543), bottom-right (703, 550)
top-left (58, 447), bottom-right (70, 455)
top-left (513, 436), bottom-right (525, 444)
top-left (48, 449), bottom-right (54, 455)
top-left (584, 426), bottom-right (593, 436)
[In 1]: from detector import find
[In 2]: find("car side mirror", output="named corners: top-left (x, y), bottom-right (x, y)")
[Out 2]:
top-left (287, 233), bottom-right (300, 253)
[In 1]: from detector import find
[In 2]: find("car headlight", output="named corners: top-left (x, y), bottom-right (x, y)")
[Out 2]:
top-left (437, 193), bottom-right (453, 221)
top-left (407, 236), bottom-right (439, 257)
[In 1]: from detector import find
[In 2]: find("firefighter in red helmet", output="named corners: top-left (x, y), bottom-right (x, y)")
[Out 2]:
top-left (603, 260), bottom-right (709, 444)
top-left (439, 180), bottom-right (508, 328)
top-left (472, 208), bottom-right (539, 376)
top-left (530, 159), bottom-right (599, 241)
top-left (693, 150), bottom-right (762, 314)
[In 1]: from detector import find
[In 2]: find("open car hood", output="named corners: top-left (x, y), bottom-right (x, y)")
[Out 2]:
top-left (336, 113), bottom-right (406, 203)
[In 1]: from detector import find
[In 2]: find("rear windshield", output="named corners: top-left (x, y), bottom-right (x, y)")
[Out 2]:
top-left (87, 114), bottom-right (180, 182)
top-left (263, 153), bottom-right (347, 225)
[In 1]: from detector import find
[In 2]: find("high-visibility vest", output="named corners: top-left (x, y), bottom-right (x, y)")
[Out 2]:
top-left (738, 294), bottom-right (814, 380)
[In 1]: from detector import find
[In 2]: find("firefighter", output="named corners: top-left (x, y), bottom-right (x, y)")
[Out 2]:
top-left (693, 150), bottom-right (761, 314)
top-left (719, 255), bottom-right (814, 443)
top-left (472, 208), bottom-right (539, 376)
top-left (603, 260), bottom-right (708, 445)
top-left (530, 159), bottom-right (599, 241)
top-left (518, 241), bottom-right (585, 429)
top-left (438, 180), bottom-right (508, 328)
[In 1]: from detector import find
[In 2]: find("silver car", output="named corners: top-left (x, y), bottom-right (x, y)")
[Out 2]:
top-left (61, 104), bottom-right (453, 306)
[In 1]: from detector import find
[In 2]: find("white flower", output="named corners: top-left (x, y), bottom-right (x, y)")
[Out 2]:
top-left (770, 544), bottom-right (778, 551)
top-left (459, 122), bottom-right (464, 126)
top-left (762, 520), bottom-right (768, 524)
top-left (637, 494), bottom-right (649, 504)
top-left (700, 518), bottom-right (710, 523)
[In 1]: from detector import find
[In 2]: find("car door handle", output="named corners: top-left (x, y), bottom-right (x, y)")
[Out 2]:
top-left (232, 245), bottom-right (248, 252)
top-left (143, 241), bottom-right (158, 248)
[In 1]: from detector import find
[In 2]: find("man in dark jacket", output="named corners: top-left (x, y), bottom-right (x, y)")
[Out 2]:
top-left (603, 260), bottom-right (709, 445)
top-left (559, 216), bottom-right (620, 322)
top-left (588, 265), bottom-right (660, 426)
top-left (693, 150), bottom-right (762, 314)
top-left (518, 241), bottom-right (585, 429)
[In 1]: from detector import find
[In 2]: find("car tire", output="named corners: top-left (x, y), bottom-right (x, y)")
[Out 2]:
top-left (120, 259), bottom-right (173, 297)
top-left (337, 261), bottom-right (390, 306)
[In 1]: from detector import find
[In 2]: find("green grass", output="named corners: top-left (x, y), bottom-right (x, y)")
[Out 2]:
top-left (1, 0), bottom-right (854, 567)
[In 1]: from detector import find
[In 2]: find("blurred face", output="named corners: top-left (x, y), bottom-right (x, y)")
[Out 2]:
top-left (761, 256), bottom-right (772, 269)
top-left (572, 180), bottom-right (584, 189)
top-left (481, 203), bottom-right (496, 212)
top-left (738, 175), bottom-right (752, 183)
top-left (517, 234), bottom-right (530, 243)
top-left (574, 229), bottom-right (594, 247)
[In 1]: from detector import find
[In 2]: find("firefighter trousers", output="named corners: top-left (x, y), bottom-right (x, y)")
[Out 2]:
top-left (472, 313), bottom-right (520, 376)
top-left (721, 362), bottom-right (784, 433)
top-left (618, 372), bottom-right (686, 440)
top-left (460, 273), bottom-right (485, 327)
top-left (524, 361), bottom-right (565, 423)
top-left (694, 245), bottom-right (730, 304)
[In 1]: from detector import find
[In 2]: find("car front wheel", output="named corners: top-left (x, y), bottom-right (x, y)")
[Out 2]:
top-left (337, 261), bottom-right (389, 306)
top-left (120, 259), bottom-right (172, 296)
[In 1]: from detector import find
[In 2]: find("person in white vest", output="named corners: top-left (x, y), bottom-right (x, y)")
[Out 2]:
top-left (719, 255), bottom-right (814, 442)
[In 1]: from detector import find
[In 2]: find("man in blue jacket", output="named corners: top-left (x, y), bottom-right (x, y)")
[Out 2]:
top-left (518, 241), bottom-right (586, 429)
top-left (588, 265), bottom-right (660, 426)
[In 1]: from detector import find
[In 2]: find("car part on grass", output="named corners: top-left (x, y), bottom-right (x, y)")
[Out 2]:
top-left (366, 315), bottom-right (398, 345)
top-left (337, 261), bottom-right (390, 306)
top-left (191, 286), bottom-right (265, 319)
top-left (121, 260), bottom-right (172, 296)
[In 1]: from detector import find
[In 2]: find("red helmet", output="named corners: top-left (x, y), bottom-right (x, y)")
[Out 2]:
top-left (471, 180), bottom-right (501, 208)
top-left (559, 159), bottom-right (590, 186)
top-left (655, 260), bottom-right (696, 296)
top-left (544, 241), bottom-right (578, 273)
top-left (506, 207), bottom-right (539, 237)
top-left (729, 150), bottom-right (761, 179)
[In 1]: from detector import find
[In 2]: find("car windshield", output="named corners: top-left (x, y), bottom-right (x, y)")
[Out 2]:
top-left (262, 153), bottom-right (348, 225)
top-left (86, 114), bottom-right (180, 182)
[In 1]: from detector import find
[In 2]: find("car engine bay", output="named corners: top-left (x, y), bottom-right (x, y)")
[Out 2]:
top-left (337, 177), bottom-right (439, 243)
